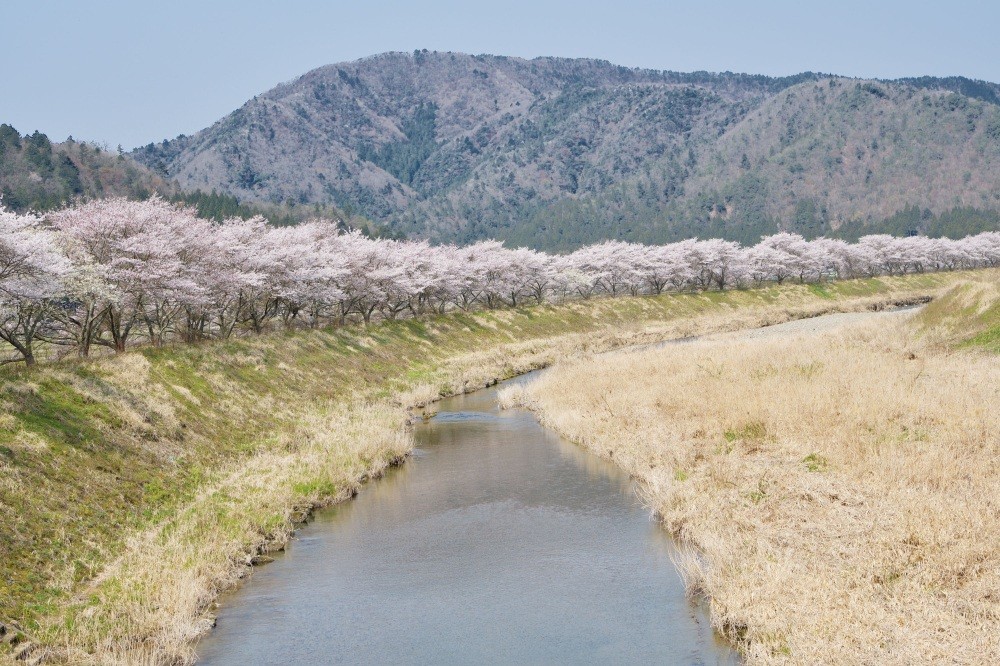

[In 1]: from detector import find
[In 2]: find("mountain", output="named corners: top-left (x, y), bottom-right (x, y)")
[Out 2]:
top-left (0, 123), bottom-right (397, 236)
top-left (0, 124), bottom-right (177, 212)
top-left (133, 51), bottom-right (1000, 249)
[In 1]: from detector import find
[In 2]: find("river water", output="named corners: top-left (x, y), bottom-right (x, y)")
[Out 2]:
top-left (196, 374), bottom-right (738, 664)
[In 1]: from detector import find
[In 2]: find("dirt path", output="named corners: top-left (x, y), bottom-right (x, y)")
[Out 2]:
top-left (706, 306), bottom-right (922, 342)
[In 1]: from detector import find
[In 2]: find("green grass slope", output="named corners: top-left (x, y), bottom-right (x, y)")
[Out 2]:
top-left (915, 276), bottom-right (1000, 350)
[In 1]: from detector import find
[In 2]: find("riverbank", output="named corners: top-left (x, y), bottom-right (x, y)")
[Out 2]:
top-left (500, 271), bottom-right (1000, 664)
top-left (0, 270), bottom-right (980, 664)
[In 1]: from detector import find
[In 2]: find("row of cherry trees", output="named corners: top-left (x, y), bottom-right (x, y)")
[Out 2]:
top-left (1, 196), bottom-right (999, 366)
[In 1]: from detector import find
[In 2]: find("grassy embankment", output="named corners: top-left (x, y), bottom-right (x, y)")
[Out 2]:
top-left (0, 270), bottom-right (977, 664)
top-left (500, 269), bottom-right (1000, 665)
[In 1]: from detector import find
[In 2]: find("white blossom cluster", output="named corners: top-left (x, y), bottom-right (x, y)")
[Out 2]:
top-left (1, 196), bottom-right (998, 365)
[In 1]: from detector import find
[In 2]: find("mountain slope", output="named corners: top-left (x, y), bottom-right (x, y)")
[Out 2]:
top-left (133, 51), bottom-right (1000, 249)
top-left (0, 123), bottom-right (396, 237)
top-left (0, 124), bottom-right (177, 212)
top-left (683, 79), bottom-right (1000, 228)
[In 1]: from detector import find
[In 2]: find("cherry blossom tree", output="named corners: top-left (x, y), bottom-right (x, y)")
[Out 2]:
top-left (50, 196), bottom-right (210, 352)
top-left (0, 207), bottom-right (70, 365)
top-left (3, 195), bottom-right (1000, 367)
top-left (692, 238), bottom-right (749, 290)
top-left (747, 233), bottom-right (824, 284)
top-left (265, 220), bottom-right (348, 328)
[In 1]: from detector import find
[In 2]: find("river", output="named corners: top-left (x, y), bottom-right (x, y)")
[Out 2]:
top-left (196, 373), bottom-right (737, 664)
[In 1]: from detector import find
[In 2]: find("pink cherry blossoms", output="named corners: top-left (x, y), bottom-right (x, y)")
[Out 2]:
top-left (1, 196), bottom-right (998, 365)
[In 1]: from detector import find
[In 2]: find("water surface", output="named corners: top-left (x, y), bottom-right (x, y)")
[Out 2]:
top-left (196, 376), bottom-right (737, 664)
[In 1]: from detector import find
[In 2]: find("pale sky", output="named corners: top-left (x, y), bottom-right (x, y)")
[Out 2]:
top-left (5, 0), bottom-right (998, 149)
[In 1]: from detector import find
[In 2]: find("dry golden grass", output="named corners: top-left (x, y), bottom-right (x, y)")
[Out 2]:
top-left (503, 283), bottom-right (1000, 664)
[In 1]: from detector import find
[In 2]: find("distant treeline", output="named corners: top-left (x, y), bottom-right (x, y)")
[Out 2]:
top-left (662, 204), bottom-right (1000, 245)
top-left (831, 205), bottom-right (1000, 242)
top-left (508, 193), bottom-right (1000, 250)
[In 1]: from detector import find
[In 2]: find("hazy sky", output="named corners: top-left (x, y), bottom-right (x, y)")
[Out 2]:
top-left (5, 0), bottom-right (998, 149)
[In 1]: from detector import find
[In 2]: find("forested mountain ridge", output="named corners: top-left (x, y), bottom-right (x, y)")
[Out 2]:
top-left (132, 51), bottom-right (1000, 249)
top-left (0, 124), bottom-right (177, 212)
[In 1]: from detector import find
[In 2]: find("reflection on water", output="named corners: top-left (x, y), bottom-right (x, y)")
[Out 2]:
top-left (196, 378), bottom-right (738, 665)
